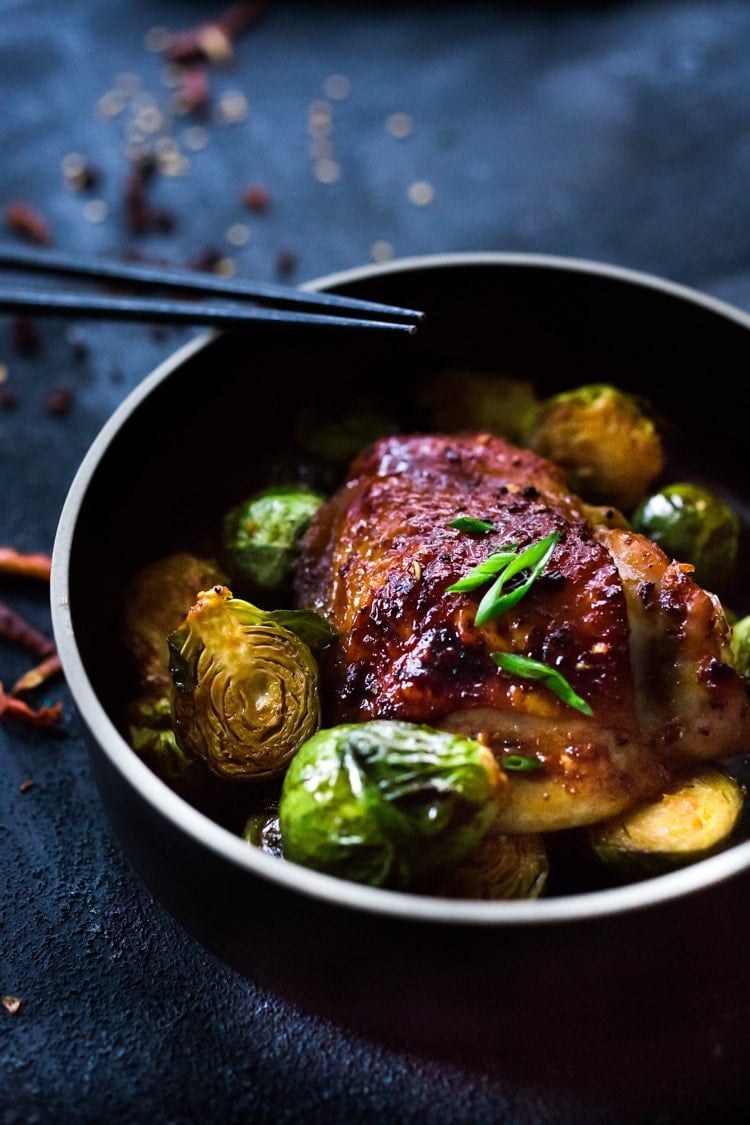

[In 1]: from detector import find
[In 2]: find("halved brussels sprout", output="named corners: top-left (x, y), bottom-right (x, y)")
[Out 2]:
top-left (222, 484), bottom-right (326, 599)
top-left (435, 826), bottom-right (549, 899)
top-left (168, 585), bottom-right (326, 781)
top-left (278, 719), bottom-right (509, 891)
top-left (631, 482), bottom-right (741, 592)
top-left (520, 382), bottom-right (664, 511)
top-left (586, 764), bottom-right (745, 878)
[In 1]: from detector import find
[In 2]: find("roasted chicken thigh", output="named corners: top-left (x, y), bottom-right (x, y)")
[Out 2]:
top-left (294, 432), bottom-right (750, 833)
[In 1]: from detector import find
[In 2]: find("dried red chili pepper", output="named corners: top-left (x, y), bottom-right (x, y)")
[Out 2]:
top-left (12, 653), bottom-right (62, 695)
top-left (0, 682), bottom-right (62, 727)
top-left (4, 201), bottom-right (51, 245)
top-left (0, 548), bottom-right (52, 582)
top-left (0, 601), bottom-right (56, 657)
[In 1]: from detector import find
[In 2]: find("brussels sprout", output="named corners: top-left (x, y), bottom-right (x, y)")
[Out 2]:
top-left (293, 393), bottom-right (397, 471)
top-left (122, 551), bottom-right (227, 682)
top-left (126, 684), bottom-right (212, 791)
top-left (122, 552), bottom-right (227, 785)
top-left (222, 484), bottom-right (326, 599)
top-left (586, 765), bottom-right (745, 879)
top-left (278, 719), bottom-right (509, 891)
top-left (520, 383), bottom-right (664, 511)
top-left (731, 615), bottom-right (750, 678)
top-left (417, 369), bottom-right (538, 444)
top-left (168, 585), bottom-right (326, 781)
top-left (631, 483), bottom-right (740, 592)
top-left (435, 826), bottom-right (549, 899)
top-left (243, 806), bottom-right (283, 858)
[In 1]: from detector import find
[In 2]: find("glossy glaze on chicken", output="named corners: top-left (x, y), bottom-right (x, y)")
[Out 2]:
top-left (294, 432), bottom-right (750, 833)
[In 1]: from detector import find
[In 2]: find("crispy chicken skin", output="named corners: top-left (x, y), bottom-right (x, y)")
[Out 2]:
top-left (294, 432), bottom-right (750, 833)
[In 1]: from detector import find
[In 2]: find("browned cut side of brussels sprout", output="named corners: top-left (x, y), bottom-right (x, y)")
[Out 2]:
top-left (168, 586), bottom-right (322, 781)
top-left (586, 764), bottom-right (745, 879)
top-left (434, 826), bottom-right (549, 899)
top-left (520, 383), bottom-right (664, 512)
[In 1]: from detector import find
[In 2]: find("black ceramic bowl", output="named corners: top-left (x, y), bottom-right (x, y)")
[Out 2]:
top-left (50, 253), bottom-right (750, 1087)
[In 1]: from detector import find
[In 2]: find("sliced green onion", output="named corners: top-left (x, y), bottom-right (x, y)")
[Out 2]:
top-left (446, 516), bottom-right (495, 533)
top-left (502, 754), bottom-right (543, 772)
top-left (491, 650), bottom-right (593, 716)
top-left (445, 545), bottom-right (519, 593)
top-left (474, 532), bottom-right (559, 626)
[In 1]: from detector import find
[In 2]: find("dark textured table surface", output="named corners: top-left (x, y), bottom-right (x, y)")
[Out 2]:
top-left (3, 3), bottom-right (750, 1122)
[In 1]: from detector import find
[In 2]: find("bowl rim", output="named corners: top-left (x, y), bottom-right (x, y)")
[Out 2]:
top-left (50, 250), bottom-right (750, 927)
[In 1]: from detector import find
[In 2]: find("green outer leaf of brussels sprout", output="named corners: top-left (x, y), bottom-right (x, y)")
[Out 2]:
top-left (279, 720), bottom-right (502, 890)
top-left (222, 485), bottom-right (326, 592)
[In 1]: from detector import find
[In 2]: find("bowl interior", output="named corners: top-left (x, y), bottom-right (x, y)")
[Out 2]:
top-left (63, 254), bottom-right (750, 907)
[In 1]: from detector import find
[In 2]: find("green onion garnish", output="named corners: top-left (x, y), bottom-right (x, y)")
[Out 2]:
top-left (502, 754), bottom-right (543, 772)
top-left (474, 532), bottom-right (559, 625)
top-left (446, 516), bottom-right (495, 533)
top-left (445, 545), bottom-right (520, 593)
top-left (491, 651), bottom-right (593, 716)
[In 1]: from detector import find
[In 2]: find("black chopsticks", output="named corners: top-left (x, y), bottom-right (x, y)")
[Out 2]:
top-left (0, 245), bottom-right (425, 334)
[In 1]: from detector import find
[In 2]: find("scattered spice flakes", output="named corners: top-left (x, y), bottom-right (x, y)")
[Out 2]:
top-left (0, 549), bottom-right (52, 583)
top-left (241, 185), bottom-right (270, 212)
top-left (163, 1), bottom-right (266, 65)
top-left (2, 996), bottom-right (21, 1015)
top-left (61, 152), bottom-right (101, 192)
top-left (371, 240), bottom-right (394, 262)
top-left (188, 245), bottom-right (224, 273)
top-left (45, 387), bottom-right (74, 415)
top-left (19, 779), bottom-right (36, 793)
top-left (82, 200), bottom-right (109, 224)
top-left (226, 223), bottom-right (250, 247)
top-left (218, 89), bottom-right (249, 124)
top-left (275, 249), bottom-right (297, 279)
top-left (4, 201), bottom-right (51, 245)
top-left (322, 74), bottom-right (351, 101)
top-left (408, 181), bottom-right (435, 206)
top-left (11, 315), bottom-right (40, 356)
top-left (386, 112), bottom-right (413, 139)
top-left (173, 66), bottom-right (212, 116)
